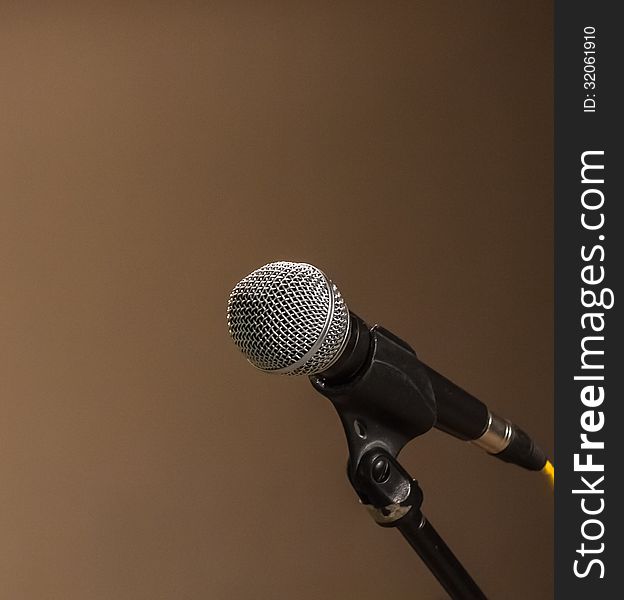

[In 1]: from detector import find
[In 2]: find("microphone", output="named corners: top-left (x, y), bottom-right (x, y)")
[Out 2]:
top-left (227, 261), bottom-right (547, 471)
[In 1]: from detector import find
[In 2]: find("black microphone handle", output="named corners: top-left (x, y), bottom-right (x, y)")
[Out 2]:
top-left (423, 366), bottom-right (489, 440)
top-left (424, 365), bottom-right (547, 471)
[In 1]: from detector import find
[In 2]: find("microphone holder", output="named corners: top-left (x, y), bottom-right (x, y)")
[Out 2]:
top-left (310, 322), bottom-right (488, 599)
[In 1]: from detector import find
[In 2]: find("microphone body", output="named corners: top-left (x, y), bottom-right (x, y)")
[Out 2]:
top-left (314, 311), bottom-right (546, 471)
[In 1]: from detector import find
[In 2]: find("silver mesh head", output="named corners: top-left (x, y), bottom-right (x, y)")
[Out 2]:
top-left (227, 262), bottom-right (350, 375)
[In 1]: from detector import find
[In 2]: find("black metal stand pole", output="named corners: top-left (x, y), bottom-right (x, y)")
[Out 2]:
top-left (397, 511), bottom-right (487, 600)
top-left (351, 448), bottom-right (488, 600)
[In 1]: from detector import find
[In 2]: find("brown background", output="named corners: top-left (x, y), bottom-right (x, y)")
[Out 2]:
top-left (1, 2), bottom-right (553, 599)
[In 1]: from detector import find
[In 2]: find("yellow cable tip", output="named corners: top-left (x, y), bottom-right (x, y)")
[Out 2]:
top-left (542, 460), bottom-right (554, 489)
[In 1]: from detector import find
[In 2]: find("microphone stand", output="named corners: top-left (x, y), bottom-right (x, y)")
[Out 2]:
top-left (351, 447), bottom-right (487, 600)
top-left (310, 320), bottom-right (488, 599)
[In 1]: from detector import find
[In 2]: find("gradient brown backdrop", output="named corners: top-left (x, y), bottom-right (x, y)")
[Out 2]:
top-left (1, 2), bottom-right (553, 599)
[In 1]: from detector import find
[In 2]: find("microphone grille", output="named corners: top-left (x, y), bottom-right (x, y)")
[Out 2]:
top-left (227, 261), bottom-right (350, 375)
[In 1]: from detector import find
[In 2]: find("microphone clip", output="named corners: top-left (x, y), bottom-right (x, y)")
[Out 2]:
top-left (310, 321), bottom-right (437, 481)
top-left (352, 447), bottom-right (423, 526)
